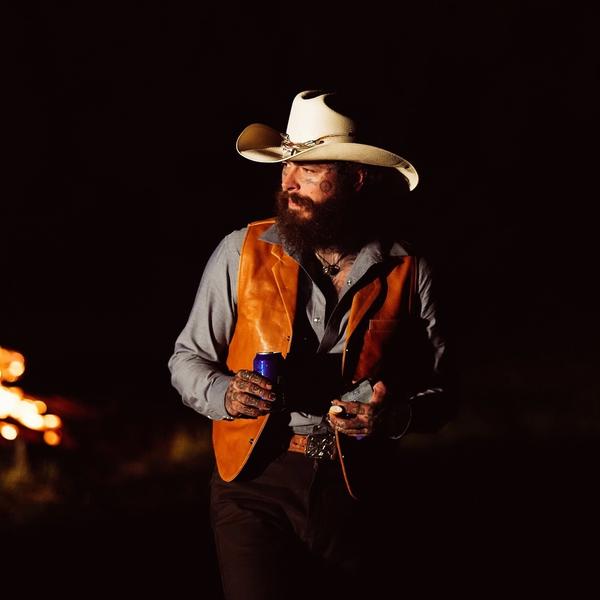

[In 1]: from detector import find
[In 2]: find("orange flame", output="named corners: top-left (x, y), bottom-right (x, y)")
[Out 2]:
top-left (0, 346), bottom-right (63, 445)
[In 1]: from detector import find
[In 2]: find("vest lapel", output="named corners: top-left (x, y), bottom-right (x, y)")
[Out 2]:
top-left (270, 244), bottom-right (299, 351)
top-left (342, 278), bottom-right (382, 373)
top-left (214, 223), bottom-right (299, 482)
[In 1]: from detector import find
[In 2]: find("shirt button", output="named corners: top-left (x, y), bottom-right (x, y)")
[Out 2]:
top-left (313, 317), bottom-right (321, 323)
top-left (346, 279), bottom-right (353, 286)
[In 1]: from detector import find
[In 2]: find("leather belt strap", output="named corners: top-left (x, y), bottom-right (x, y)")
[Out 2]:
top-left (287, 432), bottom-right (337, 460)
top-left (288, 433), bottom-right (310, 454)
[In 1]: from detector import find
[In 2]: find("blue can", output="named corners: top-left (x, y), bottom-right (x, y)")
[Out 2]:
top-left (253, 351), bottom-right (283, 386)
top-left (253, 351), bottom-right (285, 412)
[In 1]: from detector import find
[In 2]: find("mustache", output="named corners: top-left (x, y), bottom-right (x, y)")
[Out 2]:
top-left (277, 190), bottom-right (315, 211)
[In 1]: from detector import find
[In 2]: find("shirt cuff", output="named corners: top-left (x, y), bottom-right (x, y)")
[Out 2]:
top-left (206, 375), bottom-right (234, 421)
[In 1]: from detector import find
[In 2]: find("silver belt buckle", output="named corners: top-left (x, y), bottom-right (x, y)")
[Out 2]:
top-left (305, 424), bottom-right (336, 460)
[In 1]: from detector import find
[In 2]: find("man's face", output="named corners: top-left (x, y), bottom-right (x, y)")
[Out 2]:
top-left (279, 161), bottom-right (340, 220)
top-left (275, 161), bottom-right (368, 254)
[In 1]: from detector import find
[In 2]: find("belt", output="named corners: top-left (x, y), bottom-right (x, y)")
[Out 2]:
top-left (287, 431), bottom-right (337, 460)
top-left (288, 434), bottom-right (310, 454)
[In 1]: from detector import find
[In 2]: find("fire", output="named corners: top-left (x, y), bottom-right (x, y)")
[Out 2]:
top-left (0, 346), bottom-right (63, 445)
top-left (1, 423), bottom-right (18, 440)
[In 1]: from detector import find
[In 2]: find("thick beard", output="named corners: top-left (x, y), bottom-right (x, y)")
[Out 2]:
top-left (275, 189), bottom-right (368, 256)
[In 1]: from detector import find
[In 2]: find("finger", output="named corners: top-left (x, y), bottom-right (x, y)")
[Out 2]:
top-left (239, 406), bottom-right (261, 418)
top-left (329, 407), bottom-right (356, 420)
top-left (328, 414), bottom-right (367, 430)
top-left (331, 400), bottom-right (369, 419)
top-left (232, 397), bottom-right (263, 418)
top-left (331, 419), bottom-right (370, 436)
top-left (238, 380), bottom-right (277, 402)
top-left (240, 393), bottom-right (274, 412)
top-left (234, 373), bottom-right (277, 401)
top-left (369, 380), bottom-right (387, 407)
top-left (228, 397), bottom-right (255, 418)
top-left (344, 427), bottom-right (371, 437)
top-left (237, 369), bottom-right (273, 389)
top-left (227, 388), bottom-right (272, 417)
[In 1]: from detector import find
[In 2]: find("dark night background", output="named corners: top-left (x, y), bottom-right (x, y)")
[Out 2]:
top-left (2, 1), bottom-right (598, 597)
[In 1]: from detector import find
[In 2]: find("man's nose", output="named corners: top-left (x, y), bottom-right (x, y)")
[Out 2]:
top-left (282, 165), bottom-right (300, 191)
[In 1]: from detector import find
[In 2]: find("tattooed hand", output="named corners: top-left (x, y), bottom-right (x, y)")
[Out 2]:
top-left (224, 369), bottom-right (278, 419)
top-left (327, 380), bottom-right (386, 437)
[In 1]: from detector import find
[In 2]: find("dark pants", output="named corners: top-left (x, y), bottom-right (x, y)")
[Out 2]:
top-left (210, 450), bottom-right (371, 600)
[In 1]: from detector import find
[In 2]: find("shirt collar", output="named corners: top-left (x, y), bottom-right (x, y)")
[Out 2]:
top-left (259, 222), bottom-right (410, 265)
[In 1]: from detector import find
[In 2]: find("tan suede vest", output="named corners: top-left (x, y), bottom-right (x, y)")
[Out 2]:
top-left (212, 219), bottom-right (416, 497)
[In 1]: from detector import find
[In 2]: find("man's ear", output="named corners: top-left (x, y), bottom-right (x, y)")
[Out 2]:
top-left (354, 167), bottom-right (368, 192)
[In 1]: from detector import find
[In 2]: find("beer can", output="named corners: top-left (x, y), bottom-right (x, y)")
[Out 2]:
top-left (253, 351), bottom-right (285, 412)
top-left (252, 351), bottom-right (283, 386)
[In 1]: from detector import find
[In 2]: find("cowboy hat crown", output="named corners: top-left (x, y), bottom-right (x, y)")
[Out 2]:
top-left (236, 90), bottom-right (419, 191)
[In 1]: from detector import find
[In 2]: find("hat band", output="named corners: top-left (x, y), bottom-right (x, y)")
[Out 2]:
top-left (280, 133), bottom-right (353, 157)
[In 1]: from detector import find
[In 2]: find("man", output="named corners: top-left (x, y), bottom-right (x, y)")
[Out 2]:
top-left (168, 90), bottom-right (456, 599)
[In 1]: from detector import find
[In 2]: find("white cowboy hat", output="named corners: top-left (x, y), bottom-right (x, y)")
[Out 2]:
top-left (236, 90), bottom-right (419, 191)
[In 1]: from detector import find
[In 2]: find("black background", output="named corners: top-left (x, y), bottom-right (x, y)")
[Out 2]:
top-left (3, 1), bottom-right (598, 596)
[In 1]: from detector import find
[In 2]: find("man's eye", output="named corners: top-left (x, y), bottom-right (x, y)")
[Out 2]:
top-left (302, 167), bottom-right (315, 173)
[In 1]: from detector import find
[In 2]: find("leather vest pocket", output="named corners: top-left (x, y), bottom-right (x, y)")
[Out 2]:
top-left (368, 318), bottom-right (401, 332)
top-left (354, 319), bottom-right (403, 381)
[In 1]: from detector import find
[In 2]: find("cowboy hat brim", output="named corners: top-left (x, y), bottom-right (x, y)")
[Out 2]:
top-left (236, 123), bottom-right (419, 191)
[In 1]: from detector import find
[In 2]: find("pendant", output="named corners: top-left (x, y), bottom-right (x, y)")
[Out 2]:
top-left (322, 264), bottom-right (341, 276)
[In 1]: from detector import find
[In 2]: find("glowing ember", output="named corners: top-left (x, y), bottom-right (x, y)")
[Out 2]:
top-left (0, 345), bottom-right (63, 445)
top-left (43, 430), bottom-right (61, 446)
top-left (0, 347), bottom-right (25, 383)
top-left (1, 422), bottom-right (18, 440)
top-left (43, 414), bottom-right (62, 429)
top-left (34, 400), bottom-right (47, 414)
